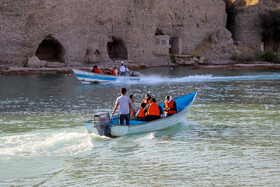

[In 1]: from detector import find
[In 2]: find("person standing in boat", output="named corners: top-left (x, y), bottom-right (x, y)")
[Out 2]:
top-left (92, 65), bottom-right (101, 74)
top-left (112, 88), bottom-right (132, 125)
top-left (129, 94), bottom-right (137, 118)
top-left (144, 98), bottom-right (163, 121)
top-left (120, 62), bottom-right (126, 76)
top-left (141, 93), bottom-right (152, 105)
top-left (164, 95), bottom-right (177, 116)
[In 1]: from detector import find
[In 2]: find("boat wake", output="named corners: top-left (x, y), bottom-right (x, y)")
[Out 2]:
top-left (0, 128), bottom-right (93, 160)
top-left (131, 73), bottom-right (280, 84)
top-left (79, 72), bottom-right (280, 85)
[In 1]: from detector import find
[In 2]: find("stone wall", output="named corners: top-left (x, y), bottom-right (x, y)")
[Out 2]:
top-left (0, 0), bottom-right (228, 66)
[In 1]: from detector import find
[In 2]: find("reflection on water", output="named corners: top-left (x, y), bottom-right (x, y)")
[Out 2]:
top-left (0, 67), bottom-right (280, 186)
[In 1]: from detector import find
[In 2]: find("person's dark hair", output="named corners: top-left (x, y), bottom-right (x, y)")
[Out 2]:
top-left (146, 94), bottom-right (151, 99)
top-left (94, 65), bottom-right (97, 68)
top-left (129, 94), bottom-right (133, 99)
top-left (120, 88), bottom-right (127, 94)
top-left (141, 102), bottom-right (146, 108)
top-left (166, 95), bottom-right (170, 100)
top-left (151, 98), bottom-right (156, 103)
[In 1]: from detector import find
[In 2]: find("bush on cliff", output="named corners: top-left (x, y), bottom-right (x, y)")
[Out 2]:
top-left (230, 53), bottom-right (258, 62)
top-left (260, 50), bottom-right (279, 63)
top-left (170, 54), bottom-right (177, 64)
top-left (260, 9), bottom-right (280, 52)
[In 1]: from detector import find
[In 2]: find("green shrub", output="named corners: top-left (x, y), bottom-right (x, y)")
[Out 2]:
top-left (230, 54), bottom-right (238, 61)
top-left (260, 50), bottom-right (279, 62)
top-left (230, 53), bottom-right (257, 62)
top-left (170, 54), bottom-right (176, 64)
top-left (189, 52), bottom-right (201, 59)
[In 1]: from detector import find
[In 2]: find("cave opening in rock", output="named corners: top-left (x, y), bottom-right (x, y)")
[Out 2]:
top-left (36, 36), bottom-right (65, 62)
top-left (155, 28), bottom-right (164, 35)
top-left (224, 0), bottom-right (236, 41)
top-left (107, 37), bottom-right (128, 60)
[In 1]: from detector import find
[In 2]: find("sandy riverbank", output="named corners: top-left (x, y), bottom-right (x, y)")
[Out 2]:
top-left (0, 62), bottom-right (280, 75)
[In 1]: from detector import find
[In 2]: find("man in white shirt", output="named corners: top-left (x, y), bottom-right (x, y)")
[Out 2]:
top-left (120, 61), bottom-right (128, 76)
top-left (112, 88), bottom-right (132, 125)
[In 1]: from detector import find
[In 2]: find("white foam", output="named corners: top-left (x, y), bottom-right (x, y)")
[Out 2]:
top-left (0, 129), bottom-right (93, 160)
top-left (109, 73), bottom-right (280, 85)
top-left (135, 133), bottom-right (155, 141)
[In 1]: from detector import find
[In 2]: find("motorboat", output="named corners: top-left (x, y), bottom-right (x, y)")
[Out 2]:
top-left (72, 68), bottom-right (140, 83)
top-left (84, 92), bottom-right (197, 137)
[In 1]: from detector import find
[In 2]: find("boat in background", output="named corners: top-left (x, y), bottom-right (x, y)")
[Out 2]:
top-left (72, 68), bottom-right (141, 83)
top-left (84, 92), bottom-right (197, 137)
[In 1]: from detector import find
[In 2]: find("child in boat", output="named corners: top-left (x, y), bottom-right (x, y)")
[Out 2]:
top-left (136, 102), bottom-right (146, 121)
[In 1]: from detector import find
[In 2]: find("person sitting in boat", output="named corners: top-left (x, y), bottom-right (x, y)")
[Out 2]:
top-left (113, 67), bottom-right (119, 76)
top-left (129, 94), bottom-right (137, 118)
top-left (112, 88), bottom-right (132, 125)
top-left (136, 102), bottom-right (146, 121)
top-left (141, 94), bottom-right (151, 105)
top-left (92, 65), bottom-right (101, 74)
top-left (144, 98), bottom-right (163, 121)
top-left (164, 95), bottom-right (177, 116)
top-left (120, 62), bottom-right (126, 76)
top-left (104, 69), bottom-right (113, 75)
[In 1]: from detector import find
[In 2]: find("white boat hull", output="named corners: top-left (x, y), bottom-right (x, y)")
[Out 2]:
top-left (72, 68), bottom-right (140, 83)
top-left (110, 105), bottom-right (192, 137)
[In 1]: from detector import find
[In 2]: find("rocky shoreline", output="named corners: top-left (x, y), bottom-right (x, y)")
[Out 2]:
top-left (0, 61), bottom-right (279, 75)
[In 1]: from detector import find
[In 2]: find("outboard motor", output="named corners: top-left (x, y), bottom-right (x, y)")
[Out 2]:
top-left (93, 112), bottom-right (111, 136)
top-left (129, 71), bottom-right (140, 77)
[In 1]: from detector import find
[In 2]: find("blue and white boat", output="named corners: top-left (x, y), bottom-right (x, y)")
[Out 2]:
top-left (84, 92), bottom-right (197, 137)
top-left (72, 68), bottom-right (141, 83)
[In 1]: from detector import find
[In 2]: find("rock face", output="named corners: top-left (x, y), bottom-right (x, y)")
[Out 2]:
top-left (191, 26), bottom-right (239, 60)
top-left (27, 56), bottom-right (46, 67)
top-left (233, 0), bottom-right (280, 51)
top-left (0, 0), bottom-right (227, 66)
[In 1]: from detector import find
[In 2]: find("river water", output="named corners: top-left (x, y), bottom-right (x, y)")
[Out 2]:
top-left (0, 67), bottom-right (279, 186)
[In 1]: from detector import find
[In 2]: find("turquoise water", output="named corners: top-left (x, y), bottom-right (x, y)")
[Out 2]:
top-left (0, 67), bottom-right (279, 186)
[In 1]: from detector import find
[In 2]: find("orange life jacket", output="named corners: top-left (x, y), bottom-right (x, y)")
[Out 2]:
top-left (93, 68), bottom-right (100, 74)
top-left (113, 69), bottom-right (119, 76)
top-left (148, 102), bottom-right (160, 116)
top-left (105, 70), bottom-right (113, 75)
top-left (164, 100), bottom-right (176, 115)
top-left (137, 108), bottom-right (145, 118)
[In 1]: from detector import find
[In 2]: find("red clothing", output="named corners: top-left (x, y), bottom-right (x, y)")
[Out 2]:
top-left (148, 103), bottom-right (160, 116)
top-left (113, 69), bottom-right (119, 76)
top-left (137, 108), bottom-right (145, 118)
top-left (93, 68), bottom-right (101, 74)
top-left (164, 100), bottom-right (177, 115)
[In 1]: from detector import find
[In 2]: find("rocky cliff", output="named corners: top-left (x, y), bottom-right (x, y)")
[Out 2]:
top-left (232, 0), bottom-right (280, 52)
top-left (0, 0), bottom-right (233, 66)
